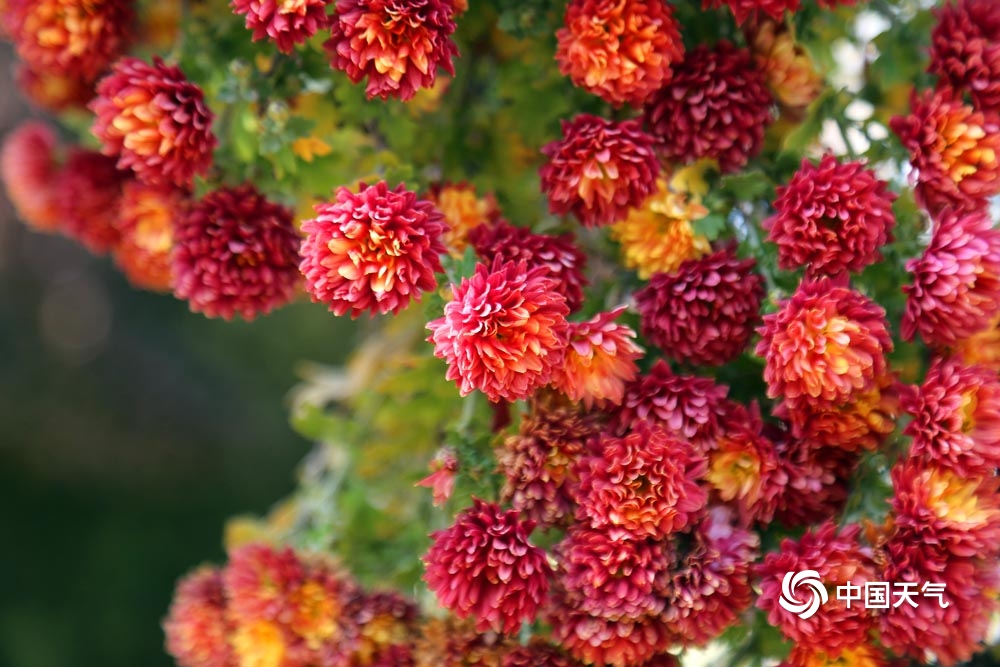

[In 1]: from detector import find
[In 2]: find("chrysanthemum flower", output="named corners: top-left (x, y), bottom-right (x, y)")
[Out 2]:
top-left (644, 41), bottom-right (773, 173)
top-left (704, 0), bottom-right (800, 24)
top-left (416, 448), bottom-right (458, 507)
top-left (287, 556), bottom-right (354, 653)
top-left (299, 182), bottom-right (446, 318)
top-left (555, 0), bottom-right (684, 107)
top-left (231, 0), bottom-right (329, 54)
top-left (423, 499), bottom-right (551, 634)
top-left (576, 420), bottom-right (707, 538)
top-left (58, 149), bottom-right (127, 255)
top-left (426, 182), bottom-right (501, 256)
top-left (665, 506), bottom-right (759, 646)
top-left (890, 89), bottom-right (1000, 212)
top-left (550, 306), bottom-right (643, 408)
top-left (173, 184), bottom-right (301, 320)
top-left (609, 175), bottom-right (712, 279)
top-left (412, 617), bottom-right (511, 667)
top-left (502, 641), bottom-right (581, 667)
top-left (343, 590), bottom-right (417, 667)
top-left (91, 57), bottom-right (216, 188)
top-left (4, 0), bottom-right (134, 81)
top-left (902, 207), bottom-right (1000, 347)
top-left (0, 121), bottom-right (62, 232)
top-left (747, 18), bottom-right (824, 110)
top-left (224, 543), bottom-right (305, 626)
top-left (954, 315), bottom-right (1000, 371)
top-left (114, 181), bottom-right (186, 292)
top-left (324, 0), bottom-right (458, 101)
top-left (15, 64), bottom-right (96, 111)
top-left (636, 248), bottom-right (764, 366)
top-left (230, 619), bottom-right (288, 667)
top-left (164, 567), bottom-right (234, 667)
top-left (427, 259), bottom-right (569, 403)
top-left (540, 114), bottom-right (659, 228)
top-left (763, 155), bottom-right (896, 276)
top-left (469, 220), bottom-right (588, 313)
top-left (756, 277), bottom-right (892, 408)
top-left (612, 360), bottom-right (730, 453)
top-left (929, 0), bottom-right (1000, 113)
top-left (782, 643), bottom-right (888, 667)
top-left (774, 439), bottom-right (857, 526)
top-left (757, 522), bottom-right (878, 655)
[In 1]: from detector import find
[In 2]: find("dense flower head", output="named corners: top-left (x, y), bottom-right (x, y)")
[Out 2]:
top-left (929, 0), bottom-right (1000, 112)
top-left (763, 155), bottom-right (897, 276)
top-left (91, 57), bottom-right (217, 188)
top-left (15, 64), bottom-right (96, 111)
top-left (426, 182), bottom-right (502, 255)
top-left (299, 182), bottom-right (446, 318)
top-left (427, 259), bottom-right (570, 403)
top-left (58, 149), bottom-right (127, 255)
top-left (757, 522), bottom-right (878, 655)
top-left (173, 184), bottom-right (301, 320)
top-left (747, 18), bottom-right (824, 110)
top-left (114, 181), bottom-right (187, 292)
top-left (756, 277), bottom-right (893, 408)
top-left (164, 567), bottom-right (234, 667)
top-left (643, 41), bottom-right (773, 173)
top-left (540, 114), bottom-right (659, 228)
top-left (555, 0), bottom-right (684, 107)
top-left (468, 220), bottom-right (588, 313)
top-left (576, 419), bottom-right (707, 538)
top-left (223, 542), bottom-right (307, 626)
top-left (890, 89), bottom-right (1000, 212)
top-left (550, 306), bottom-right (643, 408)
top-left (902, 206), bottom-right (1000, 347)
top-left (412, 617), bottom-right (510, 667)
top-left (231, 0), bottom-right (329, 54)
top-left (703, 0), bottom-right (800, 25)
top-left (782, 643), bottom-right (888, 667)
top-left (609, 175), bottom-right (711, 279)
top-left (665, 506), bottom-right (759, 646)
top-left (502, 641), bottom-right (582, 667)
top-left (324, 0), bottom-right (458, 101)
top-left (636, 248), bottom-right (764, 366)
top-left (288, 555), bottom-right (354, 652)
top-left (774, 438), bottom-right (857, 526)
top-left (0, 120), bottom-right (62, 232)
top-left (229, 619), bottom-right (288, 667)
top-left (343, 590), bottom-right (418, 667)
top-left (423, 499), bottom-right (551, 635)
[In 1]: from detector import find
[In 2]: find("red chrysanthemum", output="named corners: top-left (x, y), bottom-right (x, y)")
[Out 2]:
top-left (703, 0), bottom-right (800, 24)
top-left (427, 259), bottom-right (569, 403)
top-left (223, 543), bottom-right (306, 626)
top-left (757, 522), bottom-right (878, 655)
top-left (114, 181), bottom-right (187, 292)
top-left (890, 89), bottom-right (1000, 213)
top-left (763, 155), bottom-right (897, 276)
top-left (343, 590), bottom-right (417, 667)
top-left (636, 248), bottom-right (764, 366)
top-left (423, 499), bottom-right (551, 635)
top-left (502, 641), bottom-right (582, 667)
top-left (643, 41), bottom-right (773, 173)
top-left (91, 57), bottom-right (216, 188)
top-left (58, 149), bottom-right (127, 255)
top-left (0, 120), bottom-right (62, 232)
top-left (774, 438), bottom-right (858, 527)
top-left (164, 567), bottom-right (234, 667)
top-left (576, 420), bottom-right (707, 539)
top-left (426, 182), bottom-right (502, 256)
top-left (468, 220), bottom-right (588, 313)
top-left (902, 206), bottom-right (1000, 347)
top-left (665, 506), bottom-right (759, 646)
top-left (173, 184), bottom-right (301, 320)
top-left (4, 0), bottom-right (134, 81)
top-left (555, 0), bottom-right (684, 107)
top-left (612, 360), bottom-right (730, 453)
top-left (299, 182), bottom-right (446, 318)
top-left (756, 277), bottom-right (892, 408)
top-left (324, 0), bottom-right (458, 101)
top-left (929, 0), bottom-right (1000, 113)
top-left (231, 0), bottom-right (329, 54)
top-left (15, 64), bottom-right (96, 111)
top-left (540, 114), bottom-right (659, 228)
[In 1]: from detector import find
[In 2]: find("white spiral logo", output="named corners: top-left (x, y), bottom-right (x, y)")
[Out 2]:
top-left (778, 570), bottom-right (828, 620)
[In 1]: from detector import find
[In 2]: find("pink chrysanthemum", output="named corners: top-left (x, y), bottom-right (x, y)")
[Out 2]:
top-left (427, 259), bottom-right (569, 403)
top-left (324, 0), bottom-right (458, 101)
top-left (164, 567), bottom-right (234, 667)
top-left (636, 248), bottom-right (764, 366)
top-left (930, 0), bottom-right (1000, 113)
top-left (757, 522), bottom-right (878, 655)
top-left (644, 41), bottom-right (773, 173)
top-left (423, 499), bottom-right (551, 635)
top-left (468, 220), bottom-right (588, 313)
top-left (299, 182), bottom-right (446, 318)
top-left (890, 89), bottom-right (1000, 213)
top-left (58, 149), bottom-right (127, 255)
top-left (416, 448), bottom-right (458, 507)
top-left (555, 0), bottom-right (684, 107)
top-left (231, 0), bottom-right (329, 54)
top-left (774, 438), bottom-right (858, 527)
top-left (0, 120), bottom-right (62, 232)
top-left (114, 181), bottom-right (187, 292)
top-left (665, 506), bottom-right (759, 647)
top-left (703, 0), bottom-right (800, 24)
top-left (576, 420), bottom-right (707, 539)
top-left (91, 57), bottom-right (216, 188)
top-left (763, 155), bottom-right (897, 276)
top-left (540, 114), bottom-right (659, 228)
top-left (756, 277), bottom-right (892, 408)
top-left (173, 184), bottom-right (301, 320)
top-left (902, 207), bottom-right (1000, 347)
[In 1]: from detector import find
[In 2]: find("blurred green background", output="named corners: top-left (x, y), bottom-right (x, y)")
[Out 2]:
top-left (0, 42), bottom-right (354, 667)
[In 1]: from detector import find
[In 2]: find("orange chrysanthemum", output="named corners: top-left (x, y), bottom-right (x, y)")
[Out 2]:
top-left (426, 182), bottom-right (501, 255)
top-left (15, 64), bottom-right (96, 111)
top-left (164, 567), bottom-right (234, 667)
top-left (781, 643), bottom-right (888, 667)
top-left (954, 315), bottom-right (1000, 371)
top-left (747, 18), bottom-right (824, 110)
top-left (114, 181), bottom-right (187, 292)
